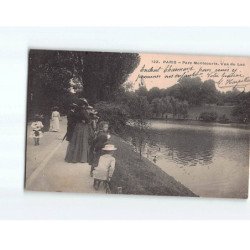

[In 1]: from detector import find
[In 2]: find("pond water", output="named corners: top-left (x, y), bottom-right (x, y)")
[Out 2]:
top-left (125, 120), bottom-right (249, 198)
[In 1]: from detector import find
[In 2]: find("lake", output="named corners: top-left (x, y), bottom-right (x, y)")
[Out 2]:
top-left (125, 120), bottom-right (249, 198)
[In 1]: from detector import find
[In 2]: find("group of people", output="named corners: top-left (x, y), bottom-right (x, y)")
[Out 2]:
top-left (64, 97), bottom-right (117, 190)
top-left (30, 97), bottom-right (117, 191)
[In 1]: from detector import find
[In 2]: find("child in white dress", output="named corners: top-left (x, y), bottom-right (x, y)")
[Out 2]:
top-left (30, 115), bottom-right (44, 146)
top-left (93, 144), bottom-right (117, 190)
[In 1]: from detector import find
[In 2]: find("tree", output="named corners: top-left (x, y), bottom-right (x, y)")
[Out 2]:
top-left (179, 100), bottom-right (189, 119)
top-left (150, 98), bottom-right (165, 118)
top-left (81, 52), bottom-right (140, 103)
top-left (178, 77), bottom-right (203, 105)
top-left (170, 97), bottom-right (179, 118)
top-left (165, 77), bottom-right (219, 106)
top-left (135, 85), bottom-right (148, 97)
top-left (162, 96), bottom-right (173, 116)
top-left (200, 80), bottom-right (219, 104)
top-left (231, 92), bottom-right (250, 123)
top-left (27, 50), bottom-right (75, 129)
top-left (94, 101), bottom-right (129, 133)
top-left (221, 89), bottom-right (241, 105)
top-left (128, 95), bottom-right (151, 159)
top-left (150, 98), bottom-right (161, 117)
top-left (28, 49), bottom-right (140, 119)
top-left (199, 111), bottom-right (218, 122)
top-left (147, 87), bottom-right (162, 103)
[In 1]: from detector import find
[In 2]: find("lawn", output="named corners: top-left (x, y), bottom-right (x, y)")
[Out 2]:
top-left (109, 134), bottom-right (197, 197)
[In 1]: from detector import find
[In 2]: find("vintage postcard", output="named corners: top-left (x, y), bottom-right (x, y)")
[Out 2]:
top-left (25, 49), bottom-right (250, 198)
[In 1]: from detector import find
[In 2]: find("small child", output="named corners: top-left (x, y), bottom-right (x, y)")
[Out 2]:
top-left (90, 113), bottom-right (99, 133)
top-left (93, 144), bottom-right (117, 191)
top-left (85, 105), bottom-right (99, 133)
top-left (89, 121), bottom-right (111, 176)
top-left (30, 115), bottom-right (44, 146)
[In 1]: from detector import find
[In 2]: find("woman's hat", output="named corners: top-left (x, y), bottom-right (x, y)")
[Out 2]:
top-left (102, 144), bottom-right (117, 151)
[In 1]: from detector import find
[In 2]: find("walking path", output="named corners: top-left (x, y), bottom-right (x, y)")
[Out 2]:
top-left (25, 117), bottom-right (105, 194)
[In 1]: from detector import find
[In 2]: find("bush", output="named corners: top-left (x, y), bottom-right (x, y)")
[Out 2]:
top-left (218, 114), bottom-right (230, 124)
top-left (94, 101), bottom-right (129, 133)
top-left (199, 111), bottom-right (218, 122)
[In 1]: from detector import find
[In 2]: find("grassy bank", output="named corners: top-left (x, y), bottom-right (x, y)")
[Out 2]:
top-left (109, 134), bottom-right (197, 197)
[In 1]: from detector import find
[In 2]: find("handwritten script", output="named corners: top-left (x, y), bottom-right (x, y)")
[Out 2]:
top-left (135, 59), bottom-right (250, 91)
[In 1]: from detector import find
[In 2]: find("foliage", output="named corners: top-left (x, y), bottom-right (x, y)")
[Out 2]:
top-left (110, 76), bottom-right (250, 125)
top-left (94, 101), bottom-right (129, 134)
top-left (127, 90), bottom-right (152, 120)
top-left (111, 84), bottom-right (136, 105)
top-left (147, 87), bottom-right (162, 102)
top-left (218, 114), bottom-right (230, 124)
top-left (77, 52), bottom-right (140, 103)
top-left (220, 89), bottom-right (241, 105)
top-left (165, 77), bottom-right (219, 106)
top-left (231, 92), bottom-right (250, 123)
top-left (150, 97), bottom-right (164, 117)
top-left (28, 49), bottom-right (140, 117)
top-left (127, 92), bottom-right (151, 159)
top-left (199, 111), bottom-right (218, 122)
top-left (149, 96), bottom-right (188, 119)
top-left (135, 85), bottom-right (148, 97)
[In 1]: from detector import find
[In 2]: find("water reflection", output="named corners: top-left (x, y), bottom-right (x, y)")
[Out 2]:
top-left (123, 120), bottom-right (249, 198)
top-left (148, 128), bottom-right (215, 167)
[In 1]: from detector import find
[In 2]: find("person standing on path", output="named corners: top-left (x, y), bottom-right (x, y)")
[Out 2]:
top-left (50, 106), bottom-right (61, 132)
top-left (89, 121), bottom-right (111, 177)
top-left (65, 98), bottom-right (94, 163)
top-left (65, 103), bottom-right (78, 142)
top-left (93, 144), bottom-right (117, 190)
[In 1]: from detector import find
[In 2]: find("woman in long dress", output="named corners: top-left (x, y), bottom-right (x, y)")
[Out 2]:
top-left (50, 107), bottom-right (60, 132)
top-left (65, 103), bottom-right (78, 142)
top-left (65, 99), bottom-right (94, 163)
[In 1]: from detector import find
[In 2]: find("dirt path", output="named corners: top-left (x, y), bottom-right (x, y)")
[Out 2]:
top-left (25, 117), bottom-right (105, 194)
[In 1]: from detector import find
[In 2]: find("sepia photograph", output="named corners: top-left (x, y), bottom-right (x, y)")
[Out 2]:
top-left (25, 49), bottom-right (250, 198)
top-left (2, 1), bottom-right (250, 248)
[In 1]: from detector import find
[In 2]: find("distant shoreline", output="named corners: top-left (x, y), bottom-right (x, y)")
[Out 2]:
top-left (147, 118), bottom-right (250, 130)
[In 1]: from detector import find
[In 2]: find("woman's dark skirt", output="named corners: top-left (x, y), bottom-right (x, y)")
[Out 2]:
top-left (65, 122), bottom-right (91, 163)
